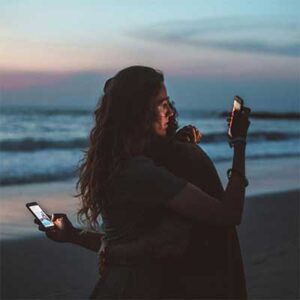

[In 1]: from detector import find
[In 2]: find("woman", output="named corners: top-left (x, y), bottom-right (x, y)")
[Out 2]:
top-left (103, 104), bottom-right (248, 299)
top-left (36, 66), bottom-right (250, 299)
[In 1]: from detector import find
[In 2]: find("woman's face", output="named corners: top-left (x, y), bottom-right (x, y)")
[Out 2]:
top-left (153, 84), bottom-right (174, 137)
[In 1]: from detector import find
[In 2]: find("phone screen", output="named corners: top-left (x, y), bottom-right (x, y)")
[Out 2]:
top-left (233, 99), bottom-right (242, 112)
top-left (228, 97), bottom-right (243, 138)
top-left (29, 204), bottom-right (55, 228)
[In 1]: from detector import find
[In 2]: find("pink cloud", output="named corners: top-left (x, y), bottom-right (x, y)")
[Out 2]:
top-left (0, 71), bottom-right (71, 91)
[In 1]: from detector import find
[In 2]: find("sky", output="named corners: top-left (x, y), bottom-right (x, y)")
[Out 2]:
top-left (0, 0), bottom-right (299, 111)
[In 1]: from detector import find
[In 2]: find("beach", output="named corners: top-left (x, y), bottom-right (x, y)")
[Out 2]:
top-left (1, 157), bottom-right (299, 299)
top-left (1, 0), bottom-right (300, 298)
top-left (1, 189), bottom-right (299, 299)
top-left (239, 190), bottom-right (299, 299)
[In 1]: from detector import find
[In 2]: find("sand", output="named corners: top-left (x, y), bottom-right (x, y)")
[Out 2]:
top-left (238, 190), bottom-right (299, 300)
top-left (1, 189), bottom-right (299, 299)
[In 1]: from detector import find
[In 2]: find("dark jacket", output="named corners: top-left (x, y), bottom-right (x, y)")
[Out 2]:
top-left (157, 141), bottom-right (247, 299)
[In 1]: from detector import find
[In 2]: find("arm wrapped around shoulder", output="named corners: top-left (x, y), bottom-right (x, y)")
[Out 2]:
top-left (144, 212), bottom-right (192, 258)
top-left (167, 182), bottom-right (245, 226)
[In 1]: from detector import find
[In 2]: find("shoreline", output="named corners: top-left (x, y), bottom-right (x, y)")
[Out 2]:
top-left (1, 187), bottom-right (299, 242)
top-left (1, 156), bottom-right (299, 241)
top-left (216, 156), bottom-right (300, 197)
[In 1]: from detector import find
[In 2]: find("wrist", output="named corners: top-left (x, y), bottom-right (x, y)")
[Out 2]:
top-left (229, 137), bottom-right (247, 148)
top-left (227, 168), bottom-right (248, 187)
top-left (233, 142), bottom-right (246, 150)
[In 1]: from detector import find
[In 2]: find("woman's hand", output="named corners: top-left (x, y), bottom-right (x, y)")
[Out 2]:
top-left (34, 213), bottom-right (77, 243)
top-left (175, 125), bottom-right (202, 144)
top-left (228, 107), bottom-right (251, 140)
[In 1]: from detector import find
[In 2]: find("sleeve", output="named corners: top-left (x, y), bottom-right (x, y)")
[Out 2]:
top-left (115, 156), bottom-right (187, 206)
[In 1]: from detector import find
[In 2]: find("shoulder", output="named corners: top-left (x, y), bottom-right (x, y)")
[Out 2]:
top-left (167, 141), bottom-right (212, 165)
top-left (162, 141), bottom-right (224, 196)
top-left (112, 155), bottom-right (187, 206)
top-left (117, 156), bottom-right (187, 194)
top-left (121, 155), bottom-right (157, 174)
top-left (118, 156), bottom-right (185, 185)
top-left (128, 155), bottom-right (155, 165)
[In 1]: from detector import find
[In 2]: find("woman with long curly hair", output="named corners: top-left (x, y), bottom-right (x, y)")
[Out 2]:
top-left (35, 65), bottom-right (250, 299)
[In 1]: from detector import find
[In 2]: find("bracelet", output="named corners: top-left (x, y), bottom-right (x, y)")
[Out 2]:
top-left (228, 137), bottom-right (246, 148)
top-left (227, 168), bottom-right (249, 187)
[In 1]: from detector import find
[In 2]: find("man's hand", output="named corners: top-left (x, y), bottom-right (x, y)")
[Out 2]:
top-left (175, 125), bottom-right (202, 144)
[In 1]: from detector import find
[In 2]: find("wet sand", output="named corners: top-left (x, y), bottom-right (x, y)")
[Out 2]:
top-left (238, 190), bottom-right (299, 300)
top-left (1, 189), bottom-right (299, 299)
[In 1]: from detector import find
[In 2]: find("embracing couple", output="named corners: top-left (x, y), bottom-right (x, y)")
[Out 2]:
top-left (35, 65), bottom-right (250, 299)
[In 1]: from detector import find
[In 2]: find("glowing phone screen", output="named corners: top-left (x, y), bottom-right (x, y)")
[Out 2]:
top-left (30, 205), bottom-right (54, 228)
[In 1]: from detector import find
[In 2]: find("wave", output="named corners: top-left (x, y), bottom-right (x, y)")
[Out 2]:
top-left (1, 152), bottom-right (299, 186)
top-left (202, 131), bottom-right (300, 143)
top-left (0, 170), bottom-right (77, 186)
top-left (4, 107), bottom-right (299, 120)
top-left (213, 152), bottom-right (300, 163)
top-left (1, 131), bottom-right (299, 152)
top-left (178, 110), bottom-right (300, 120)
top-left (0, 138), bottom-right (88, 152)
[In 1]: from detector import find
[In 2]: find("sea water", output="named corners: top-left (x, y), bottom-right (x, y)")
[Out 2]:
top-left (0, 107), bottom-right (299, 186)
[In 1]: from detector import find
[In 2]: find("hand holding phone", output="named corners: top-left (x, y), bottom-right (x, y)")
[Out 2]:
top-left (26, 202), bottom-right (55, 230)
top-left (228, 95), bottom-right (244, 138)
top-left (27, 202), bottom-right (76, 243)
top-left (227, 96), bottom-right (251, 140)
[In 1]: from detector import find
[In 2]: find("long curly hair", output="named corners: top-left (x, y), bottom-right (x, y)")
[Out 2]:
top-left (76, 66), bottom-right (178, 230)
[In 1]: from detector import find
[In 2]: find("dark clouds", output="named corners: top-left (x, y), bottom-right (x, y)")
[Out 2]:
top-left (130, 17), bottom-right (300, 57)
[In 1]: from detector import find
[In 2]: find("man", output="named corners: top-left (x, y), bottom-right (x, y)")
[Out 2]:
top-left (157, 138), bottom-right (247, 299)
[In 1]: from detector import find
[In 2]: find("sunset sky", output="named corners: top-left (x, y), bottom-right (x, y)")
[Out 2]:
top-left (1, 0), bottom-right (299, 111)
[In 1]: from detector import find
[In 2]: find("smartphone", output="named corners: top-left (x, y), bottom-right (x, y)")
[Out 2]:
top-left (228, 95), bottom-right (244, 138)
top-left (26, 202), bottom-right (55, 229)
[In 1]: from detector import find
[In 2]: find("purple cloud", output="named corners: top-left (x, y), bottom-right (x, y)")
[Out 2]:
top-left (130, 16), bottom-right (300, 57)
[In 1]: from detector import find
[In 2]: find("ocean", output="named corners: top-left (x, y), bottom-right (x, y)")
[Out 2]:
top-left (1, 106), bottom-right (300, 240)
top-left (0, 108), bottom-right (300, 186)
top-left (1, 107), bottom-right (299, 186)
